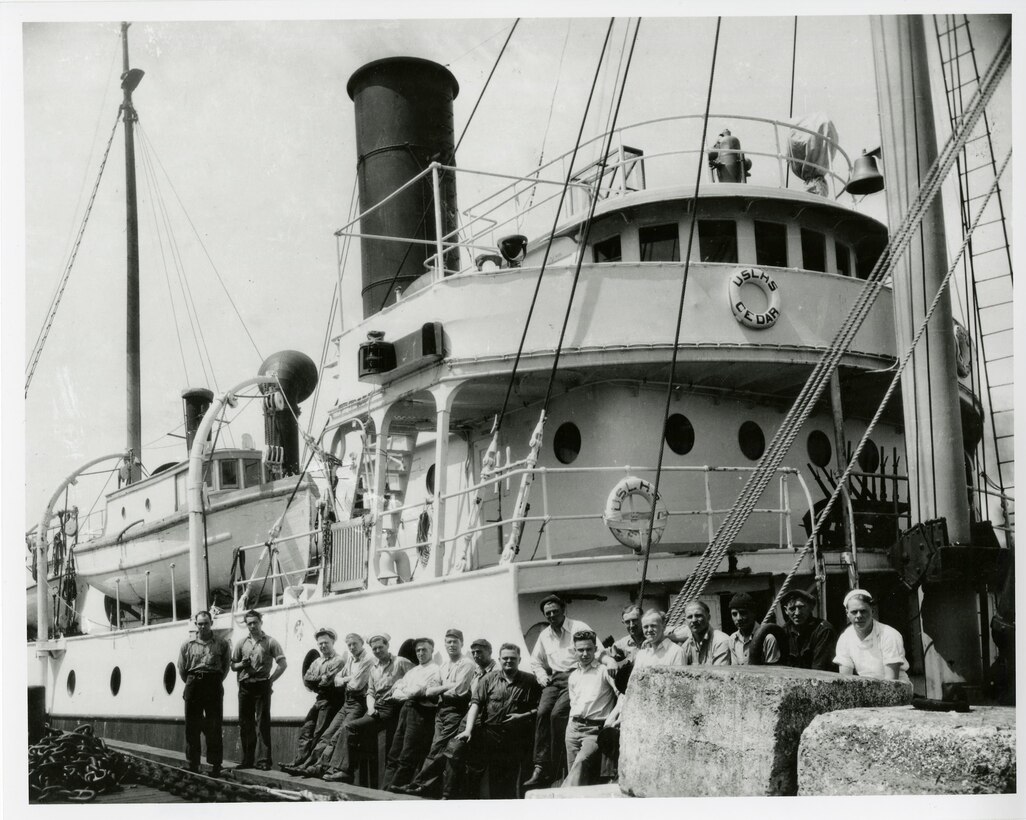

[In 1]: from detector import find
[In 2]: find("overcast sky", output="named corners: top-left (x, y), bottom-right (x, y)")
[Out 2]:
top-left (7, 9), bottom-right (1013, 525)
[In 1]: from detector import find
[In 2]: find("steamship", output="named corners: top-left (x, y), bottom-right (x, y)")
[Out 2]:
top-left (27, 15), bottom-right (1013, 796)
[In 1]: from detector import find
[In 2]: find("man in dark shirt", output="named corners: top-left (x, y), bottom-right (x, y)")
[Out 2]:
top-left (457, 643), bottom-right (541, 799)
top-left (282, 627), bottom-right (345, 771)
top-left (781, 589), bottom-right (837, 671)
top-left (177, 610), bottom-right (230, 775)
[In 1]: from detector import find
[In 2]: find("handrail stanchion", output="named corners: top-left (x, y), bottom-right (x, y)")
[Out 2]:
top-left (541, 467), bottom-right (553, 560)
top-left (144, 571), bottom-right (150, 626)
top-left (773, 121), bottom-right (785, 187)
top-left (170, 563), bottom-right (177, 621)
top-left (114, 578), bottom-right (121, 630)
top-left (704, 467), bottom-right (715, 541)
top-left (432, 163), bottom-right (445, 280)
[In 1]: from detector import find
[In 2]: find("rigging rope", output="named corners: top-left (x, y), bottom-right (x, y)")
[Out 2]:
top-left (665, 29), bottom-right (1010, 625)
top-left (637, 16), bottom-right (722, 606)
top-left (761, 148), bottom-right (1011, 623)
top-left (25, 109), bottom-right (123, 397)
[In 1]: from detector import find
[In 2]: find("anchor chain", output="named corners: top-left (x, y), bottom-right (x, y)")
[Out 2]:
top-left (28, 724), bottom-right (128, 802)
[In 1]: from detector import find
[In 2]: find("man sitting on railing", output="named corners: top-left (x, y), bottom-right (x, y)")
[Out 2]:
top-left (381, 638), bottom-right (443, 791)
top-left (667, 600), bottom-right (731, 666)
top-left (727, 593), bottom-right (781, 665)
top-left (281, 627), bottom-right (346, 772)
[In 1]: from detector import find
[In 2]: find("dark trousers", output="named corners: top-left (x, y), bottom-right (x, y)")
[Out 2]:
top-left (183, 674), bottom-right (223, 770)
top-left (291, 694), bottom-right (344, 766)
top-left (409, 703), bottom-right (467, 794)
top-left (342, 699), bottom-right (400, 779)
top-left (441, 726), bottom-right (485, 800)
top-left (322, 691), bottom-right (369, 771)
top-left (382, 700), bottom-right (437, 789)
top-left (238, 679), bottom-right (272, 767)
top-left (533, 672), bottom-right (570, 773)
top-left (481, 722), bottom-right (534, 800)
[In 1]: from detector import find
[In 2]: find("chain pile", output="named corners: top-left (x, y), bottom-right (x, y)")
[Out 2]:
top-left (28, 724), bottom-right (129, 803)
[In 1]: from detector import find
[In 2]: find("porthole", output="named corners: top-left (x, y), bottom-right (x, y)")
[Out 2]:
top-left (426, 464), bottom-right (436, 495)
top-left (664, 414), bottom-right (695, 456)
top-left (553, 422), bottom-right (581, 465)
top-left (121, 506), bottom-right (126, 519)
top-left (163, 663), bottom-right (176, 695)
top-left (145, 498), bottom-right (151, 512)
top-left (807, 430), bottom-right (832, 469)
top-left (110, 666), bottom-right (122, 697)
top-left (738, 421), bottom-right (765, 461)
top-left (67, 670), bottom-right (76, 696)
top-left (301, 649), bottom-right (320, 678)
top-left (858, 439), bottom-right (880, 473)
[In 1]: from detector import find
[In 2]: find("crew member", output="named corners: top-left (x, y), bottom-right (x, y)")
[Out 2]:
top-left (610, 604), bottom-right (642, 691)
top-left (177, 610), bottom-right (230, 776)
top-left (561, 630), bottom-right (620, 789)
top-left (394, 629), bottom-right (476, 797)
top-left (524, 594), bottom-right (595, 788)
top-left (382, 638), bottom-right (442, 791)
top-left (727, 592), bottom-right (780, 665)
top-left (231, 609), bottom-right (287, 770)
top-left (834, 589), bottom-right (910, 682)
top-left (635, 609), bottom-right (687, 668)
top-left (669, 600), bottom-right (730, 665)
top-left (326, 633), bottom-right (413, 785)
top-left (283, 627), bottom-right (346, 771)
top-left (781, 589), bottom-right (837, 671)
top-left (458, 643), bottom-right (541, 799)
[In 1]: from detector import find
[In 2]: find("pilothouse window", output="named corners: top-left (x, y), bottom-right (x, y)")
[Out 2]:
top-left (698, 220), bottom-right (738, 263)
top-left (639, 223), bottom-right (680, 262)
top-left (243, 458), bottom-right (263, 487)
top-left (754, 221), bottom-right (788, 268)
top-left (220, 459), bottom-right (239, 490)
top-left (801, 229), bottom-right (827, 272)
top-left (835, 240), bottom-right (851, 277)
top-left (593, 235), bottom-right (622, 263)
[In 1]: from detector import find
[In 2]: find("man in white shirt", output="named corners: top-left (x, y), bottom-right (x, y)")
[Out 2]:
top-left (382, 638), bottom-right (442, 791)
top-left (634, 609), bottom-right (687, 669)
top-left (524, 594), bottom-right (594, 788)
top-left (834, 589), bottom-right (910, 682)
top-left (561, 630), bottom-right (620, 788)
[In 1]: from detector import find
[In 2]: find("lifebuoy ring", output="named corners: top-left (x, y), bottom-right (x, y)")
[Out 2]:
top-left (728, 267), bottom-right (781, 329)
top-left (953, 320), bottom-right (972, 379)
top-left (603, 476), bottom-right (669, 551)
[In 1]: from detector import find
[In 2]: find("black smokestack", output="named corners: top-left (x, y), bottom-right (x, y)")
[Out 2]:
top-left (181, 387), bottom-right (214, 453)
top-left (258, 351), bottom-right (318, 477)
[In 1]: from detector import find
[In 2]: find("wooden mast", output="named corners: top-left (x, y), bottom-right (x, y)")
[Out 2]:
top-left (121, 22), bottom-right (143, 483)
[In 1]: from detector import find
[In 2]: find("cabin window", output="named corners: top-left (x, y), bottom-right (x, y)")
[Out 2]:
top-left (593, 235), bottom-right (622, 263)
top-left (754, 221), bottom-right (788, 267)
top-left (163, 662), bottom-right (176, 695)
top-left (110, 666), bottom-right (122, 696)
top-left (639, 223), bottom-right (680, 262)
top-left (665, 413), bottom-right (695, 456)
top-left (835, 240), bottom-right (851, 276)
top-left (67, 670), bottom-right (76, 696)
top-left (243, 458), bottom-right (263, 487)
top-left (801, 229), bottom-right (827, 272)
top-left (698, 220), bottom-right (738, 263)
top-left (807, 430), bottom-right (832, 468)
top-left (220, 459), bottom-right (239, 490)
top-left (738, 421), bottom-right (765, 461)
top-left (553, 422), bottom-right (581, 464)
top-left (175, 472), bottom-right (187, 510)
top-left (856, 244), bottom-right (882, 279)
top-left (426, 464), bottom-right (436, 495)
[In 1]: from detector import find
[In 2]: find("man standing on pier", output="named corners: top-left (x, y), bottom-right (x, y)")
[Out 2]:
top-left (231, 609), bottom-right (288, 770)
top-left (178, 610), bottom-right (231, 776)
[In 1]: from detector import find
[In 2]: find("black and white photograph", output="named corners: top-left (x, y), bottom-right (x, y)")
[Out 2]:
top-left (3, 2), bottom-right (1018, 815)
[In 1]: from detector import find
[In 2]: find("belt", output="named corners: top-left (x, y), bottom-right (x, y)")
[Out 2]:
top-left (190, 670), bottom-right (221, 678)
top-left (571, 716), bottom-right (606, 727)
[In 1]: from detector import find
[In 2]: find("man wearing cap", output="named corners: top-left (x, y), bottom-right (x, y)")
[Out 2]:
top-left (283, 627), bottom-right (346, 772)
top-left (403, 638), bottom-right (495, 798)
top-left (382, 638), bottom-right (443, 791)
top-left (290, 632), bottom-right (373, 777)
top-left (177, 610), bottom-right (231, 776)
top-left (231, 609), bottom-right (287, 770)
top-left (325, 633), bottom-right (413, 784)
top-left (835, 589), bottom-right (909, 682)
top-left (524, 594), bottom-right (595, 788)
top-left (668, 600), bottom-right (731, 665)
top-left (561, 630), bottom-right (620, 788)
top-left (782, 589), bottom-right (837, 672)
top-left (727, 592), bottom-right (780, 665)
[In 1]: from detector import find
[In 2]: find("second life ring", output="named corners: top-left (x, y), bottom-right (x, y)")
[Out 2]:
top-left (603, 476), bottom-right (669, 551)
top-left (954, 320), bottom-right (972, 379)
top-left (728, 267), bottom-right (781, 329)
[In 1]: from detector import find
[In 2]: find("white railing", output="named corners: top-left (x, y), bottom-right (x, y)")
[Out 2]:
top-left (333, 113), bottom-right (856, 286)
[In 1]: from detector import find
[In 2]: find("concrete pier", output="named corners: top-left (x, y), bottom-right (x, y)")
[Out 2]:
top-left (799, 705), bottom-right (1016, 795)
top-left (619, 665), bottom-right (911, 797)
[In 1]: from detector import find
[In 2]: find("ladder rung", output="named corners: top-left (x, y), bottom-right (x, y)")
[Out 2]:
top-left (936, 20), bottom-right (969, 37)
top-left (973, 245), bottom-right (1010, 258)
top-left (941, 48), bottom-right (976, 65)
top-left (986, 354), bottom-right (1015, 364)
top-left (963, 162), bottom-right (1001, 175)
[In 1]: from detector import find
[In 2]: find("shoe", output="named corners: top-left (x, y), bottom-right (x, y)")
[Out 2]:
top-left (210, 766), bottom-right (223, 778)
top-left (385, 784), bottom-right (408, 794)
top-left (186, 765), bottom-right (199, 774)
top-left (255, 762), bottom-right (271, 771)
top-left (237, 762), bottom-right (253, 770)
top-left (404, 785), bottom-right (428, 797)
top-left (323, 769), bottom-right (353, 784)
top-left (300, 765), bottom-right (325, 778)
top-left (522, 766), bottom-right (548, 788)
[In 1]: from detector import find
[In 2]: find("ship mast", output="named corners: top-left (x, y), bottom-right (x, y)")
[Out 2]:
top-left (121, 22), bottom-right (144, 483)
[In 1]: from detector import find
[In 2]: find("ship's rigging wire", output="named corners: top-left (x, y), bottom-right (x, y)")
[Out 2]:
top-left (25, 109), bottom-right (123, 398)
top-left (636, 16), bottom-right (722, 607)
top-left (495, 19), bottom-right (617, 432)
top-left (665, 30), bottom-right (1010, 623)
top-left (760, 147), bottom-right (1011, 625)
top-left (784, 17), bottom-right (798, 188)
top-left (373, 19), bottom-right (521, 314)
top-left (136, 123), bottom-right (264, 364)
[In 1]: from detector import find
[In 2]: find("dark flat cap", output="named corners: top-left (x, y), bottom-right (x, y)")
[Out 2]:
top-left (728, 592), bottom-right (757, 612)
top-left (781, 588), bottom-right (817, 605)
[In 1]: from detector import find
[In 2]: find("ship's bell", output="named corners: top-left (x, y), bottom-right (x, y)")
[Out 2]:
top-left (845, 150), bottom-right (884, 195)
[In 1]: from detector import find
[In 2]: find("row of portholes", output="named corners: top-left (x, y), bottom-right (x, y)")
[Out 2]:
top-left (806, 430), bottom-right (880, 472)
top-left (65, 663), bottom-right (175, 698)
top-left (120, 499), bottom-right (152, 519)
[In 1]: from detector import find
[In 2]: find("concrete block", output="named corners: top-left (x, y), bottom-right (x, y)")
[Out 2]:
top-left (619, 665), bottom-right (911, 797)
top-left (799, 705), bottom-right (1016, 795)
